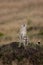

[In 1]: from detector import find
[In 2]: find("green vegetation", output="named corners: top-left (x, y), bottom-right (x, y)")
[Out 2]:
top-left (0, 32), bottom-right (4, 37)
top-left (38, 30), bottom-right (43, 36)
top-left (27, 19), bottom-right (32, 25)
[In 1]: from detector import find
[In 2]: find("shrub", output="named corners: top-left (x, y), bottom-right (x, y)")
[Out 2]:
top-left (38, 30), bottom-right (43, 35)
top-left (27, 26), bottom-right (33, 32)
top-left (0, 32), bottom-right (4, 37)
top-left (39, 31), bottom-right (43, 35)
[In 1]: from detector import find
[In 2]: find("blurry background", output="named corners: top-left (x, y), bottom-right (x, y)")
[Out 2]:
top-left (0, 0), bottom-right (43, 45)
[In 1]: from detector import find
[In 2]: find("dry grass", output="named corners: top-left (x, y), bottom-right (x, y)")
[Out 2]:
top-left (0, 0), bottom-right (43, 45)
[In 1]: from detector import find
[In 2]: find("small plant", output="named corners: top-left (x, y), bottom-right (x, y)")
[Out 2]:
top-left (27, 26), bottom-right (33, 32)
top-left (27, 19), bottom-right (32, 25)
top-left (37, 30), bottom-right (43, 36)
top-left (0, 32), bottom-right (4, 37)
